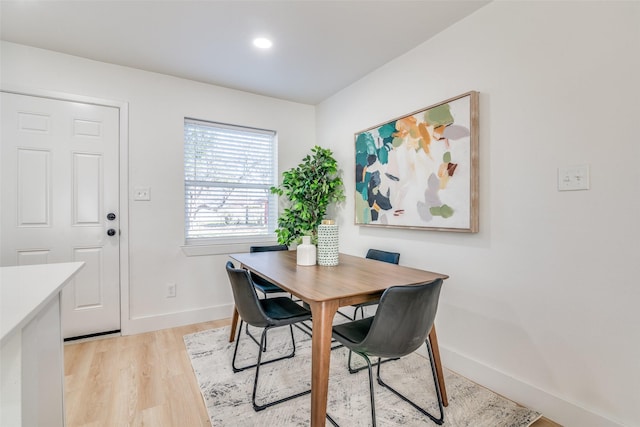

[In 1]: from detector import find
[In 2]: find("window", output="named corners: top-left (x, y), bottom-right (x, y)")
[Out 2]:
top-left (184, 118), bottom-right (277, 244)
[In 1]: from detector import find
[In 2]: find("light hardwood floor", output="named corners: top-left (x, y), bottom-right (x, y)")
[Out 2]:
top-left (64, 319), bottom-right (562, 426)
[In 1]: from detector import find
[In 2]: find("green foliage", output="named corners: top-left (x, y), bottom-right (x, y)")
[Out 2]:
top-left (270, 146), bottom-right (345, 245)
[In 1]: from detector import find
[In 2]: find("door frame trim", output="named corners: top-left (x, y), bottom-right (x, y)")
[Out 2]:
top-left (1, 85), bottom-right (131, 335)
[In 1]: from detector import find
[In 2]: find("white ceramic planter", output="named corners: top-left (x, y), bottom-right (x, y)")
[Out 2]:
top-left (296, 236), bottom-right (316, 266)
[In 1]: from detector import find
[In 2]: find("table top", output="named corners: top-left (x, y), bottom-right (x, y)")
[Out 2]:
top-left (229, 251), bottom-right (448, 306)
top-left (1, 262), bottom-right (85, 343)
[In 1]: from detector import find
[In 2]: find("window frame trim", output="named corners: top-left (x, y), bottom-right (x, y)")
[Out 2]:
top-left (183, 117), bottom-right (279, 247)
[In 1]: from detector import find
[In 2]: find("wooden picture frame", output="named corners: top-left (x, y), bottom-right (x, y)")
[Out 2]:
top-left (354, 91), bottom-right (479, 232)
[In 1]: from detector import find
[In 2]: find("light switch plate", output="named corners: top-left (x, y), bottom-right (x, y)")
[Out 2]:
top-left (558, 165), bottom-right (589, 191)
top-left (134, 186), bottom-right (151, 201)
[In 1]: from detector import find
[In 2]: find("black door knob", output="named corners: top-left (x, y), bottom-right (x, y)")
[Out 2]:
top-left (107, 228), bottom-right (117, 236)
top-left (107, 213), bottom-right (116, 221)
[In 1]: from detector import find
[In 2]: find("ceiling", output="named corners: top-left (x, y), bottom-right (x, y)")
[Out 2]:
top-left (0, 1), bottom-right (489, 105)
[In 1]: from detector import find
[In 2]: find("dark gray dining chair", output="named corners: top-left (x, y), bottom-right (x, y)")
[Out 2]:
top-left (336, 249), bottom-right (400, 323)
top-left (352, 249), bottom-right (400, 319)
top-left (249, 244), bottom-right (289, 296)
top-left (336, 249), bottom-right (402, 372)
top-left (329, 279), bottom-right (445, 426)
top-left (226, 261), bottom-right (312, 411)
top-left (245, 244), bottom-right (291, 350)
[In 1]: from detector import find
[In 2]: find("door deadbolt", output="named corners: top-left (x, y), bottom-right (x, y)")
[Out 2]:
top-left (107, 213), bottom-right (116, 221)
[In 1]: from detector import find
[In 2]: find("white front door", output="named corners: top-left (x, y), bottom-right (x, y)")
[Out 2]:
top-left (1, 91), bottom-right (121, 339)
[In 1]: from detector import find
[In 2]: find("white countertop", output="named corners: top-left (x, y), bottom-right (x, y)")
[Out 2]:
top-left (0, 262), bottom-right (85, 343)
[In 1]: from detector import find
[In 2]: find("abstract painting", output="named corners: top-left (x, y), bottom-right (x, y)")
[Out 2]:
top-left (354, 91), bottom-right (479, 232)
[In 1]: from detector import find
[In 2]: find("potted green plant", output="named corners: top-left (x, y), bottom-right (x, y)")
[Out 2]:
top-left (270, 146), bottom-right (345, 245)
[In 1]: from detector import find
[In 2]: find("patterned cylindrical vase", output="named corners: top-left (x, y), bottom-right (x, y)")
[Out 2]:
top-left (317, 221), bottom-right (339, 266)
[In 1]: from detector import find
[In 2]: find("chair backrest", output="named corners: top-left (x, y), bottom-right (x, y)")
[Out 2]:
top-left (356, 279), bottom-right (443, 359)
top-left (366, 249), bottom-right (400, 265)
top-left (249, 245), bottom-right (288, 289)
top-left (225, 261), bottom-right (271, 328)
top-left (250, 244), bottom-right (288, 253)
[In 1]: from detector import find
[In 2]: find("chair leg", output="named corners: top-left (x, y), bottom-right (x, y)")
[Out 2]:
top-left (252, 325), bottom-right (311, 411)
top-left (337, 303), bottom-right (367, 321)
top-left (353, 305), bottom-right (363, 320)
top-left (245, 322), bottom-right (267, 352)
top-left (325, 413), bottom-right (340, 427)
top-left (353, 304), bottom-right (378, 320)
top-left (364, 353), bottom-right (377, 426)
top-left (231, 320), bottom-right (245, 372)
top-left (294, 320), bottom-right (314, 338)
top-left (328, 351), bottom-right (377, 427)
top-left (232, 322), bottom-right (296, 373)
top-left (375, 340), bottom-right (444, 425)
top-left (348, 350), bottom-right (397, 374)
top-left (294, 316), bottom-right (344, 351)
top-left (246, 290), bottom-right (269, 352)
top-left (336, 309), bottom-right (354, 321)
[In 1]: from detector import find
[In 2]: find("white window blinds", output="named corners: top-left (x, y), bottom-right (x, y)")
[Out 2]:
top-left (184, 118), bottom-right (277, 242)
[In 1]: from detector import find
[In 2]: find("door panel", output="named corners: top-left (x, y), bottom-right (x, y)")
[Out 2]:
top-left (73, 152), bottom-right (102, 224)
top-left (72, 247), bottom-right (103, 308)
top-left (17, 148), bottom-right (50, 226)
top-left (1, 91), bottom-right (121, 338)
top-left (17, 250), bottom-right (50, 265)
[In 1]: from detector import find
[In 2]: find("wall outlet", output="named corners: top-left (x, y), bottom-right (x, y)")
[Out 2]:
top-left (558, 165), bottom-right (589, 191)
top-left (134, 186), bottom-right (151, 201)
top-left (166, 283), bottom-right (176, 298)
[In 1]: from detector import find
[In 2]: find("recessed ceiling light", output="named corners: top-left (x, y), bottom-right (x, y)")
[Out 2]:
top-left (253, 37), bottom-right (273, 49)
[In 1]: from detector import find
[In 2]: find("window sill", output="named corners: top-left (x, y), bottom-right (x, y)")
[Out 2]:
top-left (181, 240), bottom-right (279, 257)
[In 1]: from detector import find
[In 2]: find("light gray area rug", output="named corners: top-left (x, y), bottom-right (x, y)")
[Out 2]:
top-left (184, 325), bottom-right (541, 426)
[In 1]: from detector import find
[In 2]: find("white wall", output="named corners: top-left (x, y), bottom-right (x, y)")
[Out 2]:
top-left (0, 41), bottom-right (316, 333)
top-left (2, 1), bottom-right (639, 425)
top-left (316, 2), bottom-right (640, 426)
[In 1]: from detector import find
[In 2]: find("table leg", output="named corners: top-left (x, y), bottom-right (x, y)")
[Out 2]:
top-left (428, 325), bottom-right (448, 407)
top-left (228, 306), bottom-right (239, 342)
top-left (309, 300), bottom-right (339, 427)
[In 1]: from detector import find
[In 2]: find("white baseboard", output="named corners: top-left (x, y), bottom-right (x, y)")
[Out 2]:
top-left (439, 346), bottom-right (623, 427)
top-left (122, 304), bottom-right (233, 336)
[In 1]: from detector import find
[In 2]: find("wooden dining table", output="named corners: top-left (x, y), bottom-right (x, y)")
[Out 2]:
top-left (228, 250), bottom-right (449, 427)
